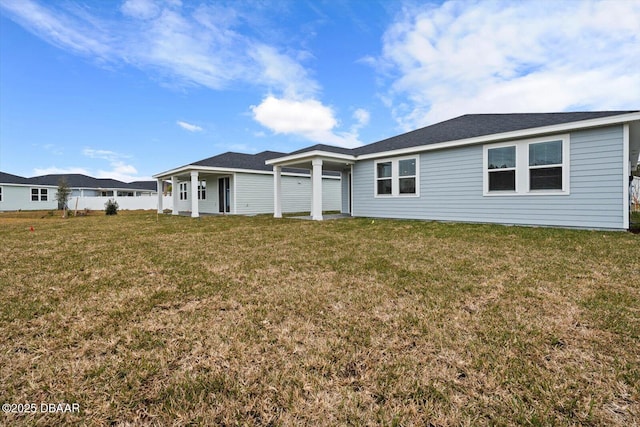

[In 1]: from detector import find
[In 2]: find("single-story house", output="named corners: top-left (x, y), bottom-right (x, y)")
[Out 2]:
top-left (0, 171), bottom-right (59, 211)
top-left (152, 150), bottom-right (341, 217)
top-left (0, 172), bottom-right (162, 211)
top-left (266, 111), bottom-right (640, 230)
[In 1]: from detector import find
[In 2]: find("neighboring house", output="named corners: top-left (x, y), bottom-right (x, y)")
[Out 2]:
top-left (152, 150), bottom-right (341, 217)
top-left (0, 172), bottom-right (166, 211)
top-left (0, 172), bottom-right (58, 211)
top-left (267, 111), bottom-right (640, 230)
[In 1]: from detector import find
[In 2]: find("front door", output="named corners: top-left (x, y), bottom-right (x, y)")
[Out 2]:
top-left (218, 177), bottom-right (230, 213)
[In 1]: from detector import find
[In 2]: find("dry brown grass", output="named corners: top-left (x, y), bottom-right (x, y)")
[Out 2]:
top-left (0, 211), bottom-right (638, 426)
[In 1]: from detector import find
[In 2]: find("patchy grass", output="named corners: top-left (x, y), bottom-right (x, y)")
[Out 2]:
top-left (0, 211), bottom-right (638, 426)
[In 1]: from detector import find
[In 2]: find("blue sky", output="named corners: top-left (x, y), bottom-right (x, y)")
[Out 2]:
top-left (1, 0), bottom-right (638, 181)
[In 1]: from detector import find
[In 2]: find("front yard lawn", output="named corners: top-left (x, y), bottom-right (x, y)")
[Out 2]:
top-left (0, 211), bottom-right (638, 425)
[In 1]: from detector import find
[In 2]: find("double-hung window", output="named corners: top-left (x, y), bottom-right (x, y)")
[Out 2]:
top-left (484, 135), bottom-right (569, 196)
top-left (197, 180), bottom-right (206, 200)
top-left (31, 188), bottom-right (48, 201)
top-left (376, 162), bottom-right (392, 195)
top-left (375, 156), bottom-right (419, 197)
top-left (179, 182), bottom-right (188, 200)
top-left (487, 146), bottom-right (516, 192)
top-left (528, 140), bottom-right (563, 190)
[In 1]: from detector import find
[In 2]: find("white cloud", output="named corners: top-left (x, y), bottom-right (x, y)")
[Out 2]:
top-left (96, 161), bottom-right (147, 182)
top-left (0, 0), bottom-right (362, 148)
top-left (351, 108), bottom-right (370, 130)
top-left (251, 95), bottom-right (364, 148)
top-left (0, 0), bottom-right (317, 96)
top-left (81, 148), bottom-right (147, 181)
top-left (82, 148), bottom-right (130, 161)
top-left (177, 120), bottom-right (203, 132)
top-left (120, 0), bottom-right (161, 20)
top-left (377, 0), bottom-right (640, 129)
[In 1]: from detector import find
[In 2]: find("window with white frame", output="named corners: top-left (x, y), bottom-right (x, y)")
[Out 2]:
top-left (375, 156), bottom-right (419, 197)
top-left (198, 180), bottom-right (206, 200)
top-left (487, 145), bottom-right (516, 192)
top-left (31, 188), bottom-right (48, 201)
top-left (179, 182), bottom-right (188, 200)
top-left (484, 135), bottom-right (569, 196)
top-left (529, 140), bottom-right (563, 190)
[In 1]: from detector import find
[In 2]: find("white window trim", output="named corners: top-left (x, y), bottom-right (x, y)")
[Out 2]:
top-left (197, 180), bottom-right (206, 200)
top-left (483, 134), bottom-right (570, 196)
top-left (30, 187), bottom-right (49, 201)
top-left (179, 182), bottom-right (188, 200)
top-left (374, 155), bottom-right (420, 198)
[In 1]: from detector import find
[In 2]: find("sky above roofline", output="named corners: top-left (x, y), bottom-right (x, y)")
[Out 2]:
top-left (1, 0), bottom-right (638, 180)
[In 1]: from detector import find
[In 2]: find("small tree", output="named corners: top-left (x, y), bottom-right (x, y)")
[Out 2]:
top-left (56, 178), bottom-right (71, 218)
top-left (105, 199), bottom-right (119, 215)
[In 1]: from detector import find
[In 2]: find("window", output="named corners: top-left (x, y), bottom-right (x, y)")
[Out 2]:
top-left (487, 146), bottom-right (516, 191)
top-left (31, 188), bottom-right (48, 201)
top-left (529, 140), bottom-right (563, 190)
top-left (484, 135), bottom-right (569, 196)
top-left (100, 191), bottom-right (114, 197)
top-left (0, 186), bottom-right (2, 202)
top-left (117, 191), bottom-right (134, 197)
top-left (179, 182), bottom-right (188, 200)
top-left (399, 158), bottom-right (417, 194)
top-left (375, 156), bottom-right (419, 197)
top-left (198, 180), bottom-right (206, 200)
top-left (376, 162), bottom-right (392, 195)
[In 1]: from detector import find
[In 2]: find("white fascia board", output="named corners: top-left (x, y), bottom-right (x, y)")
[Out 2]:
top-left (357, 112), bottom-right (640, 161)
top-left (152, 165), bottom-right (336, 180)
top-left (0, 183), bottom-right (58, 188)
top-left (265, 150), bottom-right (356, 166)
top-left (153, 165), bottom-right (274, 179)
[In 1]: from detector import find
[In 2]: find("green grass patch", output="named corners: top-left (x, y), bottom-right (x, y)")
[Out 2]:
top-left (0, 211), bottom-right (638, 425)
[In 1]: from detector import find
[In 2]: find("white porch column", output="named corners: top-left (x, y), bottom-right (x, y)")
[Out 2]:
top-left (156, 179), bottom-right (163, 213)
top-left (273, 166), bottom-right (282, 218)
top-left (190, 171), bottom-right (199, 218)
top-left (171, 176), bottom-right (179, 215)
top-left (312, 159), bottom-right (323, 221)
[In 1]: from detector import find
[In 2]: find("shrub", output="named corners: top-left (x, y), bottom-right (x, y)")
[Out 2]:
top-left (105, 199), bottom-right (119, 215)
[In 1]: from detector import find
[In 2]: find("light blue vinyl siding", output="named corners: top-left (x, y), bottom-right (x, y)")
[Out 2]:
top-left (0, 185), bottom-right (58, 211)
top-left (353, 125), bottom-right (625, 229)
top-left (234, 173), bottom-right (342, 215)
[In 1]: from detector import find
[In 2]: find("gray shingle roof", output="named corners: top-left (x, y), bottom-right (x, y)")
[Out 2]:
top-left (285, 111), bottom-right (637, 158)
top-left (192, 150), bottom-right (288, 171)
top-left (288, 144), bottom-right (355, 156)
top-left (352, 111), bottom-right (637, 156)
top-left (0, 171), bottom-right (33, 185)
top-left (1, 172), bottom-right (156, 191)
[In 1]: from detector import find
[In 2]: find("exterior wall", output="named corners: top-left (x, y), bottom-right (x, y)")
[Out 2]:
top-left (341, 171), bottom-right (351, 214)
top-left (234, 173), bottom-right (341, 215)
top-left (0, 185), bottom-right (58, 211)
top-left (197, 176), bottom-right (219, 214)
top-left (353, 125), bottom-right (626, 229)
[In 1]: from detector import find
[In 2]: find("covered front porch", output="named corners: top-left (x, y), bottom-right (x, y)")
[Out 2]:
top-left (266, 149), bottom-right (356, 221)
top-left (155, 169), bottom-right (233, 218)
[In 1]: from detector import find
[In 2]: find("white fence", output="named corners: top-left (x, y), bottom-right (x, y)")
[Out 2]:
top-left (68, 196), bottom-right (173, 211)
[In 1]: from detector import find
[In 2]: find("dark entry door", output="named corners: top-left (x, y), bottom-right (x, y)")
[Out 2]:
top-left (218, 177), bottom-right (230, 213)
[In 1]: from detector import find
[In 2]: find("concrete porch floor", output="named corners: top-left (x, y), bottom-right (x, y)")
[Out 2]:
top-left (286, 213), bottom-right (352, 220)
